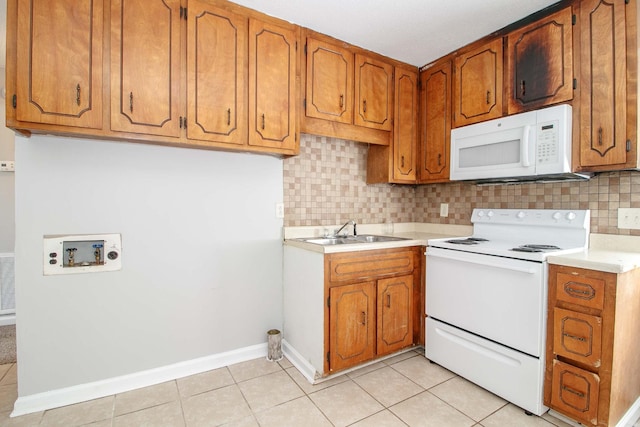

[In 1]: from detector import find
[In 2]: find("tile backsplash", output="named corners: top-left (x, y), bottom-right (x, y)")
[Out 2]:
top-left (284, 134), bottom-right (640, 235)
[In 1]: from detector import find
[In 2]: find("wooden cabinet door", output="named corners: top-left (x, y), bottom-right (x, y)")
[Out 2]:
top-left (305, 38), bottom-right (353, 124)
top-left (16, 0), bottom-right (103, 129)
top-left (392, 67), bottom-right (418, 182)
top-left (377, 275), bottom-right (413, 356)
top-left (453, 38), bottom-right (503, 127)
top-left (506, 7), bottom-right (573, 114)
top-left (553, 308), bottom-right (602, 368)
top-left (187, 1), bottom-right (247, 145)
top-left (354, 54), bottom-right (393, 131)
top-left (551, 360), bottom-right (600, 426)
top-left (578, 0), bottom-right (628, 168)
top-left (329, 281), bottom-right (376, 372)
top-left (110, 0), bottom-right (182, 137)
top-left (248, 19), bottom-right (297, 151)
top-left (418, 60), bottom-right (451, 183)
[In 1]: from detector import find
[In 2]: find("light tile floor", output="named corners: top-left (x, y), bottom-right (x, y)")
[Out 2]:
top-left (0, 350), bottom-right (637, 427)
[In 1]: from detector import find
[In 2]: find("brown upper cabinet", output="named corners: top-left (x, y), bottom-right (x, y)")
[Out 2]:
top-left (8, 0), bottom-right (299, 156)
top-left (111, 0), bottom-right (182, 138)
top-left (577, 0), bottom-right (632, 170)
top-left (15, 0), bottom-right (103, 130)
top-left (305, 37), bottom-right (393, 132)
top-left (505, 7), bottom-right (574, 114)
top-left (418, 59), bottom-right (452, 183)
top-left (248, 19), bottom-right (298, 151)
top-left (305, 38), bottom-right (354, 124)
top-left (453, 38), bottom-right (504, 128)
top-left (354, 54), bottom-right (394, 131)
top-left (186, 1), bottom-right (248, 146)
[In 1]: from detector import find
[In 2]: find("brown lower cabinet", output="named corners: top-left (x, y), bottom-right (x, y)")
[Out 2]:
top-left (545, 264), bottom-right (640, 426)
top-left (324, 247), bottom-right (422, 374)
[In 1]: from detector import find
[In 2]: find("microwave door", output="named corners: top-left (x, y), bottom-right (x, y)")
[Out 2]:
top-left (451, 125), bottom-right (536, 180)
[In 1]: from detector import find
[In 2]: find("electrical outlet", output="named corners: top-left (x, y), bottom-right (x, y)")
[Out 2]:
top-left (275, 203), bottom-right (285, 219)
top-left (440, 203), bottom-right (449, 217)
top-left (0, 161), bottom-right (14, 172)
top-left (618, 208), bottom-right (640, 230)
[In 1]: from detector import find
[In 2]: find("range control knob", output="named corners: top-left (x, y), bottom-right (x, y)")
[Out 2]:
top-left (552, 212), bottom-right (562, 221)
top-left (477, 211), bottom-right (485, 217)
top-left (516, 211), bottom-right (526, 219)
top-left (107, 251), bottom-right (119, 260)
top-left (566, 212), bottom-right (577, 221)
top-left (487, 210), bottom-right (495, 218)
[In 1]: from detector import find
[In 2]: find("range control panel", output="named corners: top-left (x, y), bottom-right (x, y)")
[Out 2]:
top-left (43, 233), bottom-right (122, 275)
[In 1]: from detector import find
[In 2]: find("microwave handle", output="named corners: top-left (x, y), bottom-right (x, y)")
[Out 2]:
top-left (522, 125), bottom-right (531, 167)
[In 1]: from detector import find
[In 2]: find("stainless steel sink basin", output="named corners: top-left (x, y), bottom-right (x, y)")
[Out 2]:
top-left (353, 234), bottom-right (408, 243)
top-left (298, 234), bottom-right (409, 246)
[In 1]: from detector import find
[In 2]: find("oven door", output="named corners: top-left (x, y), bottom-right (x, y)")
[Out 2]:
top-left (426, 247), bottom-right (547, 357)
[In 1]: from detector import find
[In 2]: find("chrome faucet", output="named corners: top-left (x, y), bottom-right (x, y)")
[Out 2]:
top-left (335, 219), bottom-right (357, 237)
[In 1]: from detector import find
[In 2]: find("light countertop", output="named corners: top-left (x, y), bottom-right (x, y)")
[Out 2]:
top-left (548, 233), bottom-right (640, 274)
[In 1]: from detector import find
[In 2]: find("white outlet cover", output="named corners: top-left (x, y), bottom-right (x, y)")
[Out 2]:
top-left (618, 208), bottom-right (640, 230)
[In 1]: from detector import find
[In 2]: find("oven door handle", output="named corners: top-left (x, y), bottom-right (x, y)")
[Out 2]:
top-left (427, 251), bottom-right (538, 275)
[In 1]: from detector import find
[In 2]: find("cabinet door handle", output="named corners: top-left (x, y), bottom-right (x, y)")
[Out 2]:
top-left (401, 155), bottom-right (405, 168)
top-left (339, 94), bottom-right (344, 108)
top-left (438, 153), bottom-right (442, 166)
top-left (386, 294), bottom-right (391, 308)
top-left (486, 90), bottom-right (491, 105)
top-left (598, 127), bottom-right (603, 146)
top-left (227, 108), bottom-right (231, 126)
top-left (363, 99), bottom-right (367, 113)
top-left (520, 80), bottom-right (526, 97)
top-left (76, 84), bottom-right (81, 106)
top-left (562, 385), bottom-right (586, 398)
top-left (563, 332), bottom-right (587, 342)
top-left (360, 311), bottom-right (366, 325)
top-left (261, 113), bottom-right (265, 130)
top-left (129, 92), bottom-right (134, 113)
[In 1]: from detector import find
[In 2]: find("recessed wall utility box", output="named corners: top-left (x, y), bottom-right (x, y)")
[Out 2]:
top-left (43, 233), bottom-right (122, 275)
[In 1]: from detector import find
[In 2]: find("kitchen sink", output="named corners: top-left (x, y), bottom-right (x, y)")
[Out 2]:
top-left (298, 234), bottom-right (409, 246)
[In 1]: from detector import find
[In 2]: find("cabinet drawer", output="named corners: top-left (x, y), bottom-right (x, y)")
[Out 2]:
top-left (553, 308), bottom-right (602, 367)
top-left (551, 360), bottom-right (599, 426)
top-left (327, 250), bottom-right (414, 283)
top-left (556, 272), bottom-right (605, 310)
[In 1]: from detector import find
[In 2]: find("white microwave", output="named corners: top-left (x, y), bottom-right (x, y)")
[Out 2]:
top-left (450, 104), bottom-right (588, 182)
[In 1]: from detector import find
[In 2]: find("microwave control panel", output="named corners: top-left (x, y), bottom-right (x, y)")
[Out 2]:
top-left (43, 233), bottom-right (122, 275)
top-left (536, 121), bottom-right (559, 164)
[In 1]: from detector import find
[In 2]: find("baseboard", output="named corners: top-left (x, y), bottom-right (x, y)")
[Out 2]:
top-left (616, 396), bottom-right (640, 427)
top-left (281, 339), bottom-right (318, 383)
top-left (0, 314), bottom-right (16, 326)
top-left (11, 343), bottom-right (267, 417)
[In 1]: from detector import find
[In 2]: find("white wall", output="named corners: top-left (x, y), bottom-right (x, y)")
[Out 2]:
top-left (0, 67), bottom-right (15, 253)
top-left (14, 135), bottom-right (284, 396)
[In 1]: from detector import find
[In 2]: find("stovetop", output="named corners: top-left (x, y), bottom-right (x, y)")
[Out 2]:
top-left (428, 209), bottom-right (590, 262)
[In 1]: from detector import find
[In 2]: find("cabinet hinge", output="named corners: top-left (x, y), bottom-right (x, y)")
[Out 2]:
top-left (295, 41), bottom-right (298, 52)
top-left (326, 352), bottom-right (330, 363)
top-left (304, 44), bottom-right (307, 55)
top-left (572, 14), bottom-right (576, 25)
top-left (326, 296), bottom-right (330, 307)
top-left (573, 78), bottom-right (577, 90)
top-left (303, 98), bottom-right (307, 109)
top-left (627, 140), bottom-right (631, 152)
top-left (12, 94), bottom-right (16, 109)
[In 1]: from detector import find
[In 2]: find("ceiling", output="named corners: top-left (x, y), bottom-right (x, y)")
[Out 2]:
top-left (231, 0), bottom-right (560, 66)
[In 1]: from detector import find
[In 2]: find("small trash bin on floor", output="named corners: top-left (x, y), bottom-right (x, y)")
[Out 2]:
top-left (266, 329), bottom-right (283, 361)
